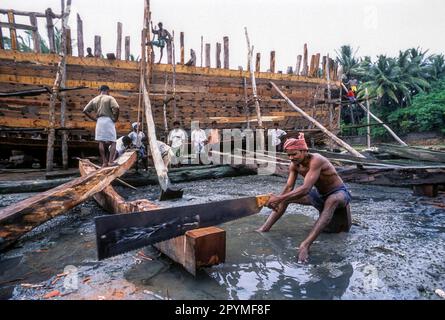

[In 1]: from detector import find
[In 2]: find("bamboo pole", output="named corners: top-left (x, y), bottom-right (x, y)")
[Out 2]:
top-left (216, 42), bottom-right (222, 68)
top-left (0, 9), bottom-right (62, 18)
top-left (326, 54), bottom-right (334, 151)
top-left (162, 73), bottom-right (169, 137)
top-left (76, 14), bottom-right (84, 57)
top-left (7, 11), bottom-right (17, 51)
top-left (270, 81), bottom-right (365, 158)
top-left (116, 22), bottom-right (122, 60)
top-left (0, 27), bottom-right (3, 49)
top-left (245, 27), bottom-right (263, 128)
top-left (166, 38), bottom-right (172, 64)
top-left (200, 35), bottom-right (203, 67)
top-left (45, 8), bottom-right (56, 53)
top-left (302, 43), bottom-right (308, 76)
top-left (223, 36), bottom-right (229, 69)
top-left (29, 13), bottom-right (41, 53)
top-left (171, 31), bottom-right (178, 121)
top-left (340, 83), bottom-right (408, 146)
top-left (242, 76), bottom-right (250, 129)
top-left (255, 52), bottom-right (261, 72)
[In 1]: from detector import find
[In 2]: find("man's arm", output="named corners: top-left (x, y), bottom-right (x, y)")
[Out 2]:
top-left (110, 98), bottom-right (120, 122)
top-left (82, 101), bottom-right (96, 121)
top-left (266, 162), bottom-right (298, 210)
top-left (268, 158), bottom-right (322, 209)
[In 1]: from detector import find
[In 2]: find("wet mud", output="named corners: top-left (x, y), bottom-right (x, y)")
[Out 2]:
top-left (0, 175), bottom-right (444, 300)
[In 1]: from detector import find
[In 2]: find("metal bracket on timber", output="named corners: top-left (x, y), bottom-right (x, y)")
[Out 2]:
top-left (79, 158), bottom-right (225, 276)
top-left (270, 81), bottom-right (365, 158)
top-left (0, 151), bottom-right (137, 252)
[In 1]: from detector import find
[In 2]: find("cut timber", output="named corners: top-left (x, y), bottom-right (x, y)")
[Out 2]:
top-left (412, 185), bottom-right (439, 198)
top-left (155, 227), bottom-right (226, 276)
top-left (0, 151), bottom-right (136, 251)
top-left (79, 160), bottom-right (225, 276)
top-left (270, 81), bottom-right (365, 158)
top-left (377, 144), bottom-right (445, 163)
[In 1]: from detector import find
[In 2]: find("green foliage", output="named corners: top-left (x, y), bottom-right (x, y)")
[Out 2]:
top-left (388, 80), bottom-right (445, 134)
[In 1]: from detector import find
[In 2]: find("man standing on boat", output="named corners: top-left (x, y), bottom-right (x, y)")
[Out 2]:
top-left (257, 133), bottom-right (352, 263)
top-left (83, 85), bottom-right (120, 167)
top-left (148, 22), bottom-right (172, 64)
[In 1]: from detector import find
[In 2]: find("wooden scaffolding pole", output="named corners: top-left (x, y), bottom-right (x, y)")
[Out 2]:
top-left (365, 88), bottom-right (371, 148)
top-left (270, 81), bottom-right (365, 158)
top-left (340, 83), bottom-right (408, 146)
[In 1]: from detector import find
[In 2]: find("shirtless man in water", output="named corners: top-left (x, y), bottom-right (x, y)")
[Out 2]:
top-left (257, 133), bottom-right (352, 263)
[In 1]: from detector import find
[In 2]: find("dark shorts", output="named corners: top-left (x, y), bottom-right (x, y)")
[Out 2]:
top-left (308, 184), bottom-right (352, 212)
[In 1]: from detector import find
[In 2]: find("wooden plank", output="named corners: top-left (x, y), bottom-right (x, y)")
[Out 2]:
top-left (216, 42), bottom-right (221, 68)
top-left (45, 8), bottom-right (56, 53)
top-left (125, 36), bottom-right (130, 61)
top-left (94, 35), bottom-right (102, 57)
top-left (223, 36), bottom-right (229, 69)
top-left (270, 51), bottom-right (275, 73)
top-left (7, 11), bottom-right (17, 51)
top-left (0, 9), bottom-right (62, 18)
top-left (302, 43), bottom-right (308, 76)
top-left (166, 37), bottom-right (172, 64)
top-left (116, 22), bottom-right (122, 60)
top-left (76, 14), bottom-right (84, 57)
top-left (180, 32), bottom-right (184, 64)
top-left (256, 52), bottom-right (261, 72)
top-left (295, 54), bottom-right (302, 75)
top-left (205, 43), bottom-right (211, 68)
top-left (66, 28), bottom-right (72, 56)
top-left (0, 151), bottom-right (137, 252)
top-left (0, 21), bottom-right (37, 32)
top-left (377, 144), bottom-right (445, 163)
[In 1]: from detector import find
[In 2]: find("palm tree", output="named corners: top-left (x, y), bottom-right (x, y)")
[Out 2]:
top-left (335, 45), bottom-right (360, 80)
top-left (426, 54), bottom-right (445, 81)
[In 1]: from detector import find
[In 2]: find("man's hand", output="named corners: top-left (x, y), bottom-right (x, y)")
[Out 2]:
top-left (297, 245), bottom-right (309, 263)
top-left (265, 194), bottom-right (283, 211)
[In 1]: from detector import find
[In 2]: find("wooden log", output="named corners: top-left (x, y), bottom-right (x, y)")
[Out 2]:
top-left (29, 13), bottom-right (41, 53)
top-left (0, 151), bottom-right (137, 252)
top-left (76, 14), bottom-right (84, 57)
top-left (256, 52), bottom-right (261, 73)
top-left (245, 27), bottom-right (263, 128)
top-left (125, 36), bottom-right (130, 61)
top-left (60, 1), bottom-right (69, 170)
top-left (295, 54), bottom-right (302, 75)
top-left (223, 36), bottom-right (229, 69)
top-left (45, 8), bottom-right (56, 53)
top-left (270, 51), bottom-right (275, 73)
top-left (180, 32), bottom-right (185, 64)
top-left (94, 35), bottom-right (102, 58)
top-left (200, 35), bottom-right (203, 67)
top-left (270, 81), bottom-right (364, 158)
top-left (155, 227), bottom-right (226, 276)
top-left (166, 37), bottom-right (172, 64)
top-left (322, 56), bottom-right (327, 78)
top-left (116, 22), bottom-right (122, 60)
top-left (314, 53), bottom-right (320, 77)
top-left (0, 22), bottom-right (37, 32)
top-left (302, 43), bottom-right (308, 76)
top-left (377, 144), bottom-right (445, 163)
top-left (205, 43), bottom-right (211, 68)
top-left (309, 54), bottom-right (315, 77)
top-left (216, 42), bottom-right (222, 68)
top-left (413, 184), bottom-right (439, 198)
top-left (7, 11), bottom-right (17, 51)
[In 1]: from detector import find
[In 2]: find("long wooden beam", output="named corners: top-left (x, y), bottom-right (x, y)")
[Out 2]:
top-left (0, 50), bottom-right (341, 85)
top-left (0, 9), bottom-right (62, 18)
top-left (0, 22), bottom-right (37, 32)
top-left (0, 151), bottom-right (137, 252)
top-left (270, 81), bottom-right (365, 158)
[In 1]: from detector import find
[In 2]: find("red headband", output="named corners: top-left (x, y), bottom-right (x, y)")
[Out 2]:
top-left (283, 133), bottom-right (308, 151)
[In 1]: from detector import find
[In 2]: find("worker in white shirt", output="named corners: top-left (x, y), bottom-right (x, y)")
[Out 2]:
top-left (167, 121), bottom-right (187, 166)
top-left (268, 122), bottom-right (287, 152)
top-left (191, 121), bottom-right (208, 165)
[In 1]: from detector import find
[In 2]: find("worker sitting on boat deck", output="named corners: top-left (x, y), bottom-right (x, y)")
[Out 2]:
top-left (83, 85), bottom-right (120, 167)
top-left (112, 136), bottom-right (132, 159)
top-left (257, 133), bottom-right (352, 263)
top-left (147, 22), bottom-right (172, 64)
top-left (168, 121), bottom-right (187, 167)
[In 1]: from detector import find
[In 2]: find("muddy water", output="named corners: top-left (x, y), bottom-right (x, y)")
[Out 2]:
top-left (0, 175), bottom-right (444, 300)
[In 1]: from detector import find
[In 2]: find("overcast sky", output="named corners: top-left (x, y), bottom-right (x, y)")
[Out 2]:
top-left (2, 0), bottom-right (444, 71)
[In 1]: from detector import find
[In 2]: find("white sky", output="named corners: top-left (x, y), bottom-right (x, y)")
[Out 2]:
top-left (1, 0), bottom-right (444, 71)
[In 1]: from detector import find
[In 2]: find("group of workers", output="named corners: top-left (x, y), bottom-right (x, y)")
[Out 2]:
top-left (83, 84), bottom-right (352, 263)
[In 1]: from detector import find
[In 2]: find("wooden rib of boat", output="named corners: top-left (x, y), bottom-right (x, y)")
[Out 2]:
top-left (79, 159), bottom-right (226, 276)
top-left (0, 151), bottom-right (137, 252)
top-left (377, 144), bottom-right (445, 163)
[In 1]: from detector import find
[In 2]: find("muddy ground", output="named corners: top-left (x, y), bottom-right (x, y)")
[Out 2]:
top-left (0, 174), bottom-right (444, 300)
